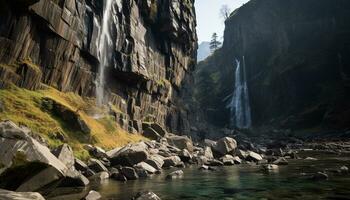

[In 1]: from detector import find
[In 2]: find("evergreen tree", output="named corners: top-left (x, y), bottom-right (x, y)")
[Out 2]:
top-left (209, 33), bottom-right (221, 52)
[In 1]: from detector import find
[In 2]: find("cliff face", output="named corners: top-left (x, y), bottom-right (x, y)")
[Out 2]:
top-left (194, 0), bottom-right (350, 134)
top-left (0, 0), bottom-right (197, 134)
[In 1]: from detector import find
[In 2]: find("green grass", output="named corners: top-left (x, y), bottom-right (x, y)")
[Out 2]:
top-left (0, 85), bottom-right (145, 160)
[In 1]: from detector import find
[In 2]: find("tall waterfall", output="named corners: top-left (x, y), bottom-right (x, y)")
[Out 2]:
top-left (96, 0), bottom-right (113, 106)
top-left (227, 57), bottom-right (252, 129)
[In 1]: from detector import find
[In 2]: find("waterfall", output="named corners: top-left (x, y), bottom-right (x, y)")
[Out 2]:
top-left (96, 0), bottom-right (113, 106)
top-left (227, 56), bottom-right (252, 129)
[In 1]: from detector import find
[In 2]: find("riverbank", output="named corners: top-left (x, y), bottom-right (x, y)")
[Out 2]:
top-left (1, 120), bottom-right (349, 200)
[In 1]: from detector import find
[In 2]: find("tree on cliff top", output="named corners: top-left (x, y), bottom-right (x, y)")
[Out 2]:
top-left (210, 33), bottom-right (221, 53)
top-left (220, 4), bottom-right (231, 20)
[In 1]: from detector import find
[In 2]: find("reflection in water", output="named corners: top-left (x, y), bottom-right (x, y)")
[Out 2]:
top-left (48, 152), bottom-right (350, 200)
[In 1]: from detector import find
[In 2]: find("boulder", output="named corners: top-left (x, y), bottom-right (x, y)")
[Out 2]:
top-left (312, 172), bottom-right (328, 181)
top-left (84, 190), bottom-right (101, 200)
top-left (60, 169), bottom-right (90, 187)
top-left (246, 151), bottom-right (263, 162)
top-left (143, 127), bottom-right (162, 141)
top-left (262, 164), bottom-right (279, 171)
top-left (233, 156), bottom-right (242, 164)
top-left (272, 157), bottom-right (288, 165)
top-left (109, 142), bottom-right (149, 166)
top-left (0, 121), bottom-right (67, 192)
top-left (52, 144), bottom-right (75, 169)
top-left (74, 158), bottom-right (88, 172)
top-left (198, 165), bottom-right (209, 170)
top-left (236, 150), bottom-right (249, 159)
top-left (135, 162), bottom-right (157, 174)
top-left (179, 149), bottom-right (192, 162)
top-left (84, 145), bottom-right (107, 159)
top-left (111, 171), bottom-right (127, 182)
top-left (145, 155), bottom-right (164, 170)
top-left (165, 170), bottom-right (184, 180)
top-left (0, 189), bottom-right (45, 200)
top-left (201, 147), bottom-right (214, 160)
top-left (340, 166), bottom-right (349, 173)
top-left (212, 137), bottom-right (237, 156)
top-left (88, 158), bottom-right (108, 173)
top-left (133, 191), bottom-right (161, 200)
top-left (88, 172), bottom-right (109, 182)
top-left (163, 156), bottom-right (182, 168)
top-left (220, 155), bottom-right (235, 166)
top-left (120, 167), bottom-right (139, 180)
top-left (166, 135), bottom-right (194, 152)
top-left (204, 139), bottom-right (216, 147)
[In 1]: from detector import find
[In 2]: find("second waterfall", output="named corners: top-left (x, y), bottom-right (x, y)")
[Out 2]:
top-left (96, 0), bottom-right (113, 106)
top-left (227, 57), bottom-right (252, 129)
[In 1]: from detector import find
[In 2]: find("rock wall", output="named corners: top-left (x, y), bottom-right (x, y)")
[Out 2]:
top-left (194, 0), bottom-right (350, 134)
top-left (0, 0), bottom-right (197, 134)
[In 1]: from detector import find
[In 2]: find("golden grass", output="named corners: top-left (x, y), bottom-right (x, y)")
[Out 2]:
top-left (0, 85), bottom-right (145, 160)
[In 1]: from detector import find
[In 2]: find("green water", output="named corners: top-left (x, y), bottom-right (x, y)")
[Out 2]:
top-left (49, 151), bottom-right (350, 200)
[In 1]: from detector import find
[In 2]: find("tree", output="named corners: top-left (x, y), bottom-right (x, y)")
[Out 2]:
top-left (220, 4), bottom-right (231, 20)
top-left (209, 33), bottom-right (221, 52)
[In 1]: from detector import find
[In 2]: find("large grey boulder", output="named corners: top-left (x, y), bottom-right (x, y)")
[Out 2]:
top-left (163, 156), bottom-right (182, 168)
top-left (0, 121), bottom-right (67, 192)
top-left (246, 151), bottom-right (263, 162)
top-left (52, 144), bottom-right (75, 169)
top-left (145, 155), bottom-right (164, 170)
top-left (166, 135), bottom-right (194, 152)
top-left (220, 155), bottom-right (235, 166)
top-left (88, 158), bottom-right (108, 173)
top-left (0, 189), bottom-right (45, 200)
top-left (135, 162), bottom-right (157, 174)
top-left (212, 137), bottom-right (237, 156)
top-left (143, 127), bottom-right (162, 141)
top-left (109, 142), bottom-right (149, 166)
top-left (121, 167), bottom-right (139, 180)
top-left (84, 145), bottom-right (107, 159)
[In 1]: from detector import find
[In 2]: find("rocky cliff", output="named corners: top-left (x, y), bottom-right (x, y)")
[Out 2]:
top-left (194, 0), bottom-right (350, 136)
top-left (0, 0), bottom-right (197, 135)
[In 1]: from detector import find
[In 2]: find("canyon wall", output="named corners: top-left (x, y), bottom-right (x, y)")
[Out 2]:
top-left (194, 0), bottom-right (350, 135)
top-left (0, 0), bottom-right (197, 134)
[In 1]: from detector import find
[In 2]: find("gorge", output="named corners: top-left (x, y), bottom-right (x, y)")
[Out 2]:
top-left (0, 0), bottom-right (350, 199)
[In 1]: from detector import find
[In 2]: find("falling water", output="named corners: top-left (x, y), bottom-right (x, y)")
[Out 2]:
top-left (227, 56), bottom-right (252, 129)
top-left (96, 0), bottom-right (113, 106)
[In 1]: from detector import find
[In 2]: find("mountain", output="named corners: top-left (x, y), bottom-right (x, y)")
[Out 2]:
top-left (192, 0), bottom-right (350, 136)
top-left (0, 0), bottom-right (197, 149)
top-left (197, 41), bottom-right (211, 62)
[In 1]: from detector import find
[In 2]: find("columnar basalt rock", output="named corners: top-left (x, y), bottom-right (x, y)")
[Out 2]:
top-left (0, 0), bottom-right (197, 135)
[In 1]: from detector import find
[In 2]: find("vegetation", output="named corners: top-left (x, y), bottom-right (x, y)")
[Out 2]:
top-left (0, 85), bottom-right (145, 160)
top-left (209, 33), bottom-right (221, 53)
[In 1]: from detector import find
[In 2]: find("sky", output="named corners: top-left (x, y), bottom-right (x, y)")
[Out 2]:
top-left (195, 0), bottom-right (250, 43)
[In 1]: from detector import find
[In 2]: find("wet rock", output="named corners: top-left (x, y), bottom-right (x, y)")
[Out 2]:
top-left (340, 166), bottom-right (349, 173)
top-left (305, 157), bottom-right (318, 161)
top-left (166, 170), bottom-right (184, 180)
top-left (84, 190), bottom-right (101, 200)
top-left (166, 135), bottom-right (194, 152)
top-left (199, 165), bottom-right (209, 170)
top-left (145, 155), bottom-right (165, 170)
top-left (207, 159), bottom-right (224, 166)
top-left (179, 149), bottom-right (192, 162)
top-left (52, 144), bottom-right (75, 169)
top-left (312, 172), bottom-right (328, 181)
top-left (121, 167), bottom-right (139, 180)
top-left (163, 156), bottom-right (182, 168)
top-left (246, 151), bottom-right (263, 162)
top-left (0, 189), bottom-right (45, 200)
top-left (109, 142), bottom-right (149, 166)
top-left (135, 162), bottom-right (157, 174)
top-left (272, 157), bottom-right (289, 165)
top-left (212, 137), bottom-right (237, 156)
top-left (220, 155), bottom-right (235, 166)
top-left (88, 158), bottom-right (108, 173)
top-left (262, 164), bottom-right (279, 171)
top-left (88, 172), bottom-right (109, 182)
top-left (0, 121), bottom-right (67, 192)
top-left (133, 191), bottom-right (161, 200)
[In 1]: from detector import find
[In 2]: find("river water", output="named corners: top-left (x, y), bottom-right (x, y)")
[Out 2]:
top-left (49, 151), bottom-right (350, 200)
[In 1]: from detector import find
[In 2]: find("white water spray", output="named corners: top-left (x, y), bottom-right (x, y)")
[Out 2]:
top-left (227, 56), bottom-right (252, 129)
top-left (96, 0), bottom-right (113, 106)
